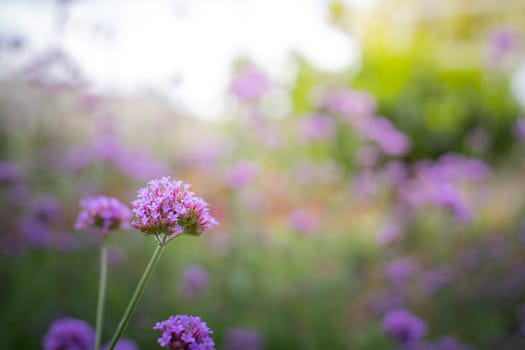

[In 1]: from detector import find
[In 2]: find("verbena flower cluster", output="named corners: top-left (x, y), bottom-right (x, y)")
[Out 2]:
top-left (131, 177), bottom-right (218, 238)
top-left (153, 315), bottom-right (215, 350)
top-left (382, 309), bottom-right (426, 346)
top-left (75, 196), bottom-right (131, 234)
top-left (43, 317), bottom-right (94, 350)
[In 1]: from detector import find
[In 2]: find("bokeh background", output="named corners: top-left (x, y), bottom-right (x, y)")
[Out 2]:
top-left (1, 0), bottom-right (525, 349)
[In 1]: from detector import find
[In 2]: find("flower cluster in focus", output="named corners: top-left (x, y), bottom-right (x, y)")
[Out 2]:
top-left (131, 177), bottom-right (218, 240)
top-left (154, 315), bottom-right (215, 350)
top-left (75, 196), bottom-right (131, 234)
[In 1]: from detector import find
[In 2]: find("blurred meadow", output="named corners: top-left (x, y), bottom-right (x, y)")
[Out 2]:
top-left (1, 0), bottom-right (525, 349)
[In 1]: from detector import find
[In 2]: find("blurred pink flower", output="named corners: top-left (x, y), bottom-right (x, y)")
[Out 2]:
top-left (231, 65), bottom-right (270, 101)
top-left (288, 209), bottom-right (319, 236)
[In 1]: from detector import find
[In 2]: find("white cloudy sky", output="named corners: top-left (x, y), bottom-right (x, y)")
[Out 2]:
top-left (0, 0), bottom-right (374, 118)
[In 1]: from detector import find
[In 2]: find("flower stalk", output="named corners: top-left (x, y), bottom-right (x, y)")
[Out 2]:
top-left (94, 240), bottom-right (108, 350)
top-left (107, 243), bottom-right (166, 350)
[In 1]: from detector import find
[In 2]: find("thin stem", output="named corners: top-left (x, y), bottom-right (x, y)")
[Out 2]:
top-left (94, 241), bottom-right (108, 350)
top-left (107, 244), bottom-right (166, 350)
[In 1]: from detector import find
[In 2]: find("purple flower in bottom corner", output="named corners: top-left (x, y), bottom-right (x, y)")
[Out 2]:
top-left (43, 317), bottom-right (94, 350)
top-left (382, 309), bottom-right (426, 346)
top-left (154, 315), bottom-right (215, 350)
top-left (223, 328), bottom-right (264, 350)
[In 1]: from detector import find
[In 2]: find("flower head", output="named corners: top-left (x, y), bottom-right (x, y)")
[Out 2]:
top-left (75, 196), bottom-right (131, 234)
top-left (153, 315), bottom-right (215, 350)
top-left (382, 309), bottom-right (426, 346)
top-left (43, 317), bottom-right (94, 350)
top-left (131, 177), bottom-right (218, 241)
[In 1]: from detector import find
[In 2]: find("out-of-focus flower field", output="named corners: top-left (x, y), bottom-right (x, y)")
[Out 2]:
top-left (1, 1), bottom-right (525, 349)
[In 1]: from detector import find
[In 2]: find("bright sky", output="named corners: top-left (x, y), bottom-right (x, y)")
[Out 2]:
top-left (0, 0), bottom-right (372, 119)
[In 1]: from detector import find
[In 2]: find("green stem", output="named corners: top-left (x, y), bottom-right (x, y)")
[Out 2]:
top-left (107, 244), bottom-right (165, 350)
top-left (94, 241), bottom-right (108, 350)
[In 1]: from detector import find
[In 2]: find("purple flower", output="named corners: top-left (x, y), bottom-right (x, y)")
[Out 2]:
top-left (102, 338), bottom-right (139, 350)
top-left (230, 65), bottom-right (269, 101)
top-left (43, 317), bottom-right (94, 350)
top-left (222, 328), bottom-right (263, 350)
top-left (75, 196), bottom-right (132, 235)
top-left (153, 315), bottom-right (215, 350)
top-left (180, 265), bottom-right (209, 299)
top-left (131, 177), bottom-right (218, 239)
top-left (382, 309), bottom-right (426, 346)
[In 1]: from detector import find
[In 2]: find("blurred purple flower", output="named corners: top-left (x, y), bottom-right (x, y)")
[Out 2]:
top-left (382, 309), bottom-right (426, 346)
top-left (222, 328), bottom-right (263, 350)
top-left (132, 177), bottom-right (218, 239)
top-left (400, 155), bottom-right (489, 221)
top-left (102, 338), bottom-right (139, 350)
top-left (75, 196), bottom-right (131, 235)
top-left (226, 161), bottom-right (258, 189)
top-left (180, 265), bottom-right (209, 299)
top-left (43, 317), bottom-right (94, 350)
top-left (488, 27), bottom-right (517, 57)
top-left (321, 88), bottom-right (375, 118)
top-left (19, 216), bottom-right (53, 247)
top-left (288, 209), bottom-right (319, 236)
top-left (384, 257), bottom-right (419, 285)
top-left (154, 315), bottom-right (215, 350)
top-left (231, 65), bottom-right (269, 101)
top-left (296, 113), bottom-right (335, 142)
